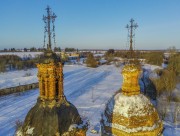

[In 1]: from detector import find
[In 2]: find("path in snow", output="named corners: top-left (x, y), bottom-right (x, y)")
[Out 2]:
top-left (70, 66), bottom-right (122, 136)
top-left (0, 65), bottom-right (86, 90)
top-left (0, 65), bottom-right (122, 136)
top-left (0, 64), bottom-right (179, 136)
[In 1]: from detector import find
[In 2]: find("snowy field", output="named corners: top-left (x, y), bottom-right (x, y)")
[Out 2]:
top-left (0, 64), bottom-right (179, 136)
top-left (0, 65), bottom-right (122, 136)
top-left (0, 69), bottom-right (38, 89)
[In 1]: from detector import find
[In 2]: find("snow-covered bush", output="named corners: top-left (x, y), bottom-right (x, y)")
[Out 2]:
top-left (23, 72), bottom-right (32, 77)
top-left (157, 96), bottom-right (180, 124)
top-left (86, 53), bottom-right (97, 68)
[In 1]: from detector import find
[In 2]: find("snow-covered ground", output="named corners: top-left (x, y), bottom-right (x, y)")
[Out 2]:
top-left (0, 64), bottom-right (179, 136)
top-left (0, 65), bottom-right (122, 136)
top-left (0, 65), bottom-right (84, 90)
top-left (0, 69), bottom-right (38, 89)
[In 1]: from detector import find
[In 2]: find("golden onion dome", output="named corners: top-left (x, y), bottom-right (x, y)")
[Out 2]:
top-left (101, 64), bottom-right (163, 136)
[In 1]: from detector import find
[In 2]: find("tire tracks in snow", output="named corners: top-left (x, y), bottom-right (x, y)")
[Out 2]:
top-left (64, 69), bottom-right (110, 98)
top-left (0, 65), bottom-right (118, 136)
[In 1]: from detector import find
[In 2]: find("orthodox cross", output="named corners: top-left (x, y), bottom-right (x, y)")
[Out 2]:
top-left (43, 6), bottom-right (57, 50)
top-left (126, 18), bottom-right (138, 58)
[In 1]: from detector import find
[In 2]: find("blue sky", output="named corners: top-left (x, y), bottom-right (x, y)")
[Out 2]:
top-left (0, 0), bottom-right (180, 50)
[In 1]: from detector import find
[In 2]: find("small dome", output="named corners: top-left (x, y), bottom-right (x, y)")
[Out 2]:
top-left (102, 93), bottom-right (163, 136)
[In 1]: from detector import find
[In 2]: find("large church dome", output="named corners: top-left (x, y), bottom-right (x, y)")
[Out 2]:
top-left (101, 64), bottom-right (163, 136)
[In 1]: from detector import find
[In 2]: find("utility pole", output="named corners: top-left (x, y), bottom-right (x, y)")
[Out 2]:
top-left (126, 18), bottom-right (138, 58)
top-left (43, 6), bottom-right (57, 50)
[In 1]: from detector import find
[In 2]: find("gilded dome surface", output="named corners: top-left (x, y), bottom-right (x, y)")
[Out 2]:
top-left (102, 93), bottom-right (163, 136)
top-left (16, 51), bottom-right (87, 136)
top-left (101, 64), bottom-right (163, 136)
top-left (121, 64), bottom-right (141, 96)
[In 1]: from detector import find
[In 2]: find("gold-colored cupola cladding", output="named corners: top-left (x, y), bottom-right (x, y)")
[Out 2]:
top-left (121, 64), bottom-right (141, 96)
top-left (101, 64), bottom-right (163, 136)
top-left (37, 62), bottom-right (65, 102)
top-left (16, 6), bottom-right (87, 136)
top-left (101, 19), bottom-right (163, 136)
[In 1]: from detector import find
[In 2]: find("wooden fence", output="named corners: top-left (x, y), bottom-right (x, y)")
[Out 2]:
top-left (0, 83), bottom-right (39, 96)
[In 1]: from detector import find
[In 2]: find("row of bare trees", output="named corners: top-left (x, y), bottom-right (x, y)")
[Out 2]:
top-left (150, 51), bottom-right (180, 124)
top-left (0, 54), bottom-right (45, 72)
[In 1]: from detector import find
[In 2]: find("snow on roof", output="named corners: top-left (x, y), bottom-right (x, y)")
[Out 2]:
top-left (102, 112), bottom-right (161, 133)
top-left (110, 121), bottom-right (160, 133)
top-left (93, 54), bottom-right (104, 57)
top-left (106, 93), bottom-right (155, 118)
top-left (142, 64), bottom-right (162, 71)
top-left (99, 59), bottom-right (107, 63)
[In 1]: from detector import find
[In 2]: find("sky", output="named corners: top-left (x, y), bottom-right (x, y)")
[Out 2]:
top-left (0, 0), bottom-right (180, 50)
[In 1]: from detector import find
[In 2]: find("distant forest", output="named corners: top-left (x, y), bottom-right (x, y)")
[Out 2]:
top-left (0, 47), bottom-right (61, 52)
top-left (105, 49), bottom-right (164, 66)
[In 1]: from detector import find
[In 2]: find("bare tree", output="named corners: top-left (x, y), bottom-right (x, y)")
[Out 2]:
top-left (157, 98), bottom-right (169, 120)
